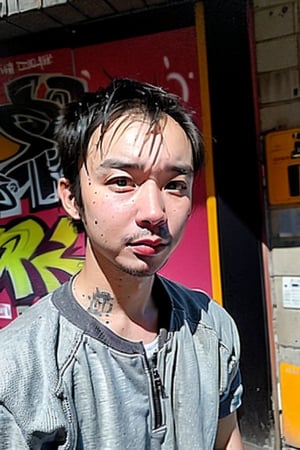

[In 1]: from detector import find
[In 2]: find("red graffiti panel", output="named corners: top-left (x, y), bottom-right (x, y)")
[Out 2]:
top-left (74, 27), bottom-right (211, 293)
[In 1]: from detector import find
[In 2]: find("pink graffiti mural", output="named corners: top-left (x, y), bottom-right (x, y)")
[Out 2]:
top-left (0, 59), bottom-right (87, 326)
top-left (0, 27), bottom-right (212, 328)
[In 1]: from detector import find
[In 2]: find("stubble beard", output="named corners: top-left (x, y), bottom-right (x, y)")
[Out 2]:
top-left (115, 253), bottom-right (168, 278)
top-left (116, 259), bottom-right (159, 278)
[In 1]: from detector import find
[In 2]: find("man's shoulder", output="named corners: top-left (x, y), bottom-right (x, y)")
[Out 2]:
top-left (158, 275), bottom-right (211, 306)
top-left (0, 281), bottom-right (72, 356)
top-left (0, 292), bottom-right (56, 340)
top-left (0, 294), bottom-right (52, 334)
top-left (158, 275), bottom-right (227, 318)
top-left (158, 275), bottom-right (239, 341)
top-left (0, 282), bottom-right (79, 393)
top-left (0, 284), bottom-right (75, 437)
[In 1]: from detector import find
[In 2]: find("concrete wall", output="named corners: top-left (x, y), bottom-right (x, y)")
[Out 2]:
top-left (253, 1), bottom-right (300, 448)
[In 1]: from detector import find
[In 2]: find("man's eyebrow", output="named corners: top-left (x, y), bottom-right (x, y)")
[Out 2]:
top-left (167, 164), bottom-right (193, 175)
top-left (99, 159), bottom-right (140, 170)
top-left (99, 158), bottom-right (193, 175)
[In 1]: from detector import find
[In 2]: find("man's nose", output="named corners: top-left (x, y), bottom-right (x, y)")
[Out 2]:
top-left (135, 181), bottom-right (167, 227)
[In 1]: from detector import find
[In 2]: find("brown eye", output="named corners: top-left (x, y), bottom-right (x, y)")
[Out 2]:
top-left (165, 181), bottom-right (187, 192)
top-left (107, 177), bottom-right (136, 192)
top-left (116, 179), bottom-right (128, 187)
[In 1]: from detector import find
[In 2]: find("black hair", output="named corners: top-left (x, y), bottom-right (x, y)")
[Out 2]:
top-left (54, 77), bottom-right (204, 232)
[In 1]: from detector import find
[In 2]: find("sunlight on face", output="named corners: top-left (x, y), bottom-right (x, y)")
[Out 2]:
top-left (79, 113), bottom-right (194, 277)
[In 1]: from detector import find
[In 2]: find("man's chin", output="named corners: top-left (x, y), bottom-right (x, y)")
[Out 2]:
top-left (115, 253), bottom-right (170, 277)
top-left (119, 265), bottom-right (156, 277)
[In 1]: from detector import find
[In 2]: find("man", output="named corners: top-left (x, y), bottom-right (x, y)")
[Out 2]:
top-left (0, 78), bottom-right (243, 449)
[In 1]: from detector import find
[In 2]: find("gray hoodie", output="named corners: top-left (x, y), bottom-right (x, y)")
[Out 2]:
top-left (0, 276), bottom-right (242, 449)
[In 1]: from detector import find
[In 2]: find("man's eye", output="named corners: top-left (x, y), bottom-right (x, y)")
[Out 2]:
top-left (165, 180), bottom-right (187, 191)
top-left (107, 177), bottom-right (136, 189)
top-left (116, 178), bottom-right (129, 187)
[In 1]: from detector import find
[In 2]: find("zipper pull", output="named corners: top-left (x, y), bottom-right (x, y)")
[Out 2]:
top-left (152, 366), bottom-right (168, 399)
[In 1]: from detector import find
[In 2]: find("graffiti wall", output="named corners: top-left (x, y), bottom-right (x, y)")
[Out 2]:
top-left (0, 27), bottom-right (211, 328)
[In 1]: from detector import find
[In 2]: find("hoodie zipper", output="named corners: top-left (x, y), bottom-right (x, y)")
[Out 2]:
top-left (149, 351), bottom-right (167, 430)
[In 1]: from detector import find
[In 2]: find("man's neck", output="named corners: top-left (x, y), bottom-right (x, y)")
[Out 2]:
top-left (72, 267), bottom-right (159, 343)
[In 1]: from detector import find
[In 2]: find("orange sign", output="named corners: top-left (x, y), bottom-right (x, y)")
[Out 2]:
top-left (280, 362), bottom-right (300, 447)
top-left (265, 129), bottom-right (300, 205)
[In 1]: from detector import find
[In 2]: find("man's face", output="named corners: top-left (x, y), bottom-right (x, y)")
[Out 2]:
top-left (79, 113), bottom-right (194, 277)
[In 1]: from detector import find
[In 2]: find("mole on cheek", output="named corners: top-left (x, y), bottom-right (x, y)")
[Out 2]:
top-left (94, 219), bottom-right (98, 225)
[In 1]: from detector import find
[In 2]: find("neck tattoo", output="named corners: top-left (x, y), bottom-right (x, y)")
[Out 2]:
top-left (87, 287), bottom-right (114, 324)
top-left (72, 277), bottom-right (115, 325)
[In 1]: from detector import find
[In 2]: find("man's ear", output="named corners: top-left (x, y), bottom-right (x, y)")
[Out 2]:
top-left (58, 177), bottom-right (81, 220)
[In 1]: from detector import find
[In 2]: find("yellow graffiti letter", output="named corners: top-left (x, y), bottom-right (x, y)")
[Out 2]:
top-left (31, 217), bottom-right (83, 292)
top-left (0, 219), bottom-right (43, 298)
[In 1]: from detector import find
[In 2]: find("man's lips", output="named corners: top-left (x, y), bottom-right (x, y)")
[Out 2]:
top-left (127, 238), bottom-right (170, 255)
